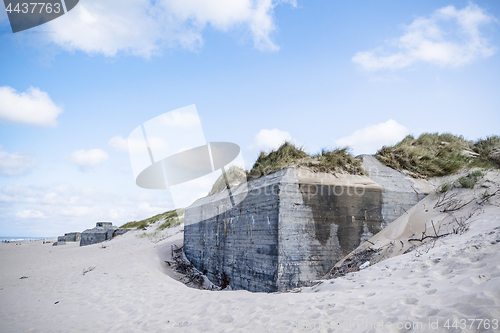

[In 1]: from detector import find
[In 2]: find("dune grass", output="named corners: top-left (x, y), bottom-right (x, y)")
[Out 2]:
top-left (376, 133), bottom-right (500, 178)
top-left (437, 170), bottom-right (485, 193)
top-left (120, 208), bottom-right (184, 230)
top-left (375, 133), bottom-right (475, 178)
top-left (247, 141), bottom-right (365, 180)
top-left (458, 170), bottom-right (485, 189)
top-left (311, 147), bottom-right (366, 175)
top-left (247, 142), bottom-right (309, 180)
top-left (474, 135), bottom-right (500, 168)
top-left (157, 209), bottom-right (185, 231)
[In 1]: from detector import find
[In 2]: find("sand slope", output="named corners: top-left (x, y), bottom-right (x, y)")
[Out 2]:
top-left (1, 177), bottom-right (500, 332)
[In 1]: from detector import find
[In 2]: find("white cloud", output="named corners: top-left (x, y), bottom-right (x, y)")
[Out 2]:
top-left (335, 120), bottom-right (409, 155)
top-left (70, 149), bottom-right (109, 170)
top-left (15, 209), bottom-right (46, 219)
top-left (1, 184), bottom-right (112, 206)
top-left (0, 86), bottom-right (63, 127)
top-left (352, 3), bottom-right (496, 71)
top-left (250, 128), bottom-right (293, 151)
top-left (59, 205), bottom-right (94, 217)
top-left (46, 0), bottom-right (296, 57)
top-left (0, 145), bottom-right (37, 176)
top-left (108, 208), bottom-right (129, 220)
top-left (1, 184), bottom-right (37, 196)
top-left (138, 202), bottom-right (166, 215)
top-left (109, 135), bottom-right (134, 152)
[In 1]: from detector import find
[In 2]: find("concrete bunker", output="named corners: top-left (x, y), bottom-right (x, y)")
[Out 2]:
top-left (57, 232), bottom-right (81, 243)
top-left (184, 156), bottom-right (428, 292)
top-left (80, 222), bottom-right (129, 246)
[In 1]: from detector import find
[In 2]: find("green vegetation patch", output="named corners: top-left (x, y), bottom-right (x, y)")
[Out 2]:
top-left (158, 209), bottom-right (185, 231)
top-left (247, 141), bottom-right (365, 180)
top-left (436, 170), bottom-right (484, 193)
top-left (458, 170), bottom-right (484, 189)
top-left (375, 133), bottom-right (475, 178)
top-left (120, 208), bottom-right (184, 230)
top-left (474, 135), bottom-right (500, 168)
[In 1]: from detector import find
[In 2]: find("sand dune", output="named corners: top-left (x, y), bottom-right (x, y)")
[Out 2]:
top-left (1, 175), bottom-right (500, 332)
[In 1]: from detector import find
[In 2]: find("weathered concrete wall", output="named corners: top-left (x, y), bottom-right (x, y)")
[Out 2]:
top-left (361, 155), bottom-right (426, 227)
top-left (276, 169), bottom-right (384, 290)
top-left (79, 223), bottom-right (129, 246)
top-left (58, 232), bottom-right (81, 242)
top-left (96, 222), bottom-right (113, 228)
top-left (80, 228), bottom-right (115, 246)
top-left (113, 229), bottom-right (130, 237)
top-left (184, 157), bottom-right (428, 292)
top-left (184, 170), bottom-right (283, 292)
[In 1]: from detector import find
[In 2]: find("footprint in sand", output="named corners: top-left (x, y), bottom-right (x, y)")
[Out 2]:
top-left (425, 288), bottom-right (437, 295)
top-left (455, 304), bottom-right (483, 316)
top-left (307, 312), bottom-right (321, 320)
top-left (415, 265), bottom-right (429, 272)
top-left (414, 288), bottom-right (438, 297)
top-left (218, 315), bottom-right (234, 323)
top-left (344, 299), bottom-right (364, 307)
top-left (484, 289), bottom-right (500, 300)
top-left (410, 306), bottom-right (439, 317)
top-left (471, 262), bottom-right (488, 269)
top-left (470, 297), bottom-right (495, 307)
top-left (401, 297), bottom-right (419, 305)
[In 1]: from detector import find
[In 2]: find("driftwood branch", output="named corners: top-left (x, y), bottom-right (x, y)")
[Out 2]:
top-left (434, 191), bottom-right (476, 212)
top-left (441, 198), bottom-right (475, 212)
top-left (408, 233), bottom-right (450, 242)
top-left (408, 220), bottom-right (449, 242)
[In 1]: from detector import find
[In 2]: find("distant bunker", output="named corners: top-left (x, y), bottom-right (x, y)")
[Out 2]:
top-left (80, 222), bottom-right (129, 246)
top-left (184, 156), bottom-right (428, 292)
top-left (57, 232), bottom-right (81, 243)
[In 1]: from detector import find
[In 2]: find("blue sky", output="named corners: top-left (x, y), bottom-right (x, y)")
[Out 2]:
top-left (0, 0), bottom-right (499, 237)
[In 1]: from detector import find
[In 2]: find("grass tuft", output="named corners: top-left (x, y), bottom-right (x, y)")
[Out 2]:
top-left (247, 142), bottom-right (365, 180)
top-left (120, 208), bottom-right (184, 229)
top-left (458, 170), bottom-right (484, 189)
top-left (375, 133), bottom-right (475, 178)
top-left (247, 142), bottom-right (309, 180)
top-left (157, 210), bottom-right (185, 231)
top-left (473, 135), bottom-right (500, 168)
top-left (435, 170), bottom-right (484, 194)
top-left (437, 182), bottom-right (453, 194)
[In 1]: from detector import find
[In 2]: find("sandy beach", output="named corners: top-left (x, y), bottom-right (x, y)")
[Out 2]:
top-left (1, 178), bottom-right (500, 333)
